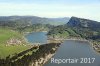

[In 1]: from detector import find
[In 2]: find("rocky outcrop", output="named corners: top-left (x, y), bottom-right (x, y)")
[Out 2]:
top-left (67, 17), bottom-right (100, 30)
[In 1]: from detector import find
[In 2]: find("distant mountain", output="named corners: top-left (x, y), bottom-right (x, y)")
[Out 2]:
top-left (0, 16), bottom-right (69, 26)
top-left (45, 17), bottom-right (69, 25)
top-left (67, 17), bottom-right (100, 30)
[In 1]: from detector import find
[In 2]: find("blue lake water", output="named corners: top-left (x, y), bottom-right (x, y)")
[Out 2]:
top-left (25, 32), bottom-right (47, 44)
top-left (45, 40), bottom-right (100, 66)
top-left (25, 32), bottom-right (100, 66)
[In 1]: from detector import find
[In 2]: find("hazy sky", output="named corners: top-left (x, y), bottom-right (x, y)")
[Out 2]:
top-left (0, 0), bottom-right (100, 21)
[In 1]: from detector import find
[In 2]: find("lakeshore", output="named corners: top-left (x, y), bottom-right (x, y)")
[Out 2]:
top-left (45, 40), bottom-right (100, 66)
top-left (26, 43), bottom-right (61, 66)
top-left (47, 37), bottom-right (100, 54)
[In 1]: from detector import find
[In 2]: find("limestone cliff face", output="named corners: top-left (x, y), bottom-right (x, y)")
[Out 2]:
top-left (67, 17), bottom-right (100, 29)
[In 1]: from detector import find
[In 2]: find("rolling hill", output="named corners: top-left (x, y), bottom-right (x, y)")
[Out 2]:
top-left (0, 16), bottom-right (69, 26)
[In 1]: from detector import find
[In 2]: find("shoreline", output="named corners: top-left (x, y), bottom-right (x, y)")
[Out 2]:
top-left (47, 37), bottom-right (100, 54)
top-left (29, 43), bottom-right (61, 66)
top-left (47, 37), bottom-right (89, 43)
top-left (24, 31), bottom-right (48, 34)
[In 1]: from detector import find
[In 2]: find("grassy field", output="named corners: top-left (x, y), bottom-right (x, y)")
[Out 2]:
top-left (0, 28), bottom-right (30, 59)
top-left (0, 45), bottom-right (30, 59)
top-left (0, 28), bottom-right (22, 44)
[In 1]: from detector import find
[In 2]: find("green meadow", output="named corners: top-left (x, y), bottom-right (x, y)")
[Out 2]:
top-left (0, 28), bottom-right (30, 59)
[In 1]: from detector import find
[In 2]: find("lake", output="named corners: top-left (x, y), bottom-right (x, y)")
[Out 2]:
top-left (26, 32), bottom-right (100, 66)
top-left (25, 32), bottom-right (47, 44)
top-left (45, 40), bottom-right (100, 66)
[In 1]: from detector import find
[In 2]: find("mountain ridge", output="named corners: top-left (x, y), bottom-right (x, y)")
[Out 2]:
top-left (0, 16), bottom-right (69, 26)
top-left (67, 16), bottom-right (100, 31)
